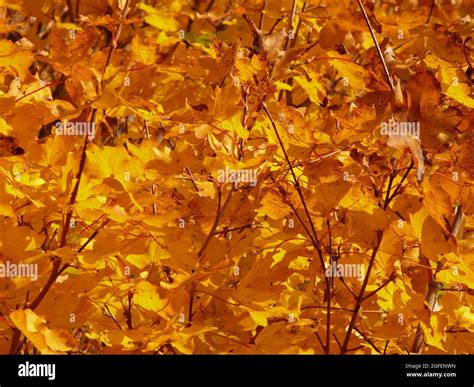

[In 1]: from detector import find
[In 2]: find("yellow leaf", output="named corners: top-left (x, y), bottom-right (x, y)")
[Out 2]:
top-left (249, 311), bottom-right (268, 327)
top-left (131, 36), bottom-right (157, 65)
top-left (138, 4), bottom-right (179, 32)
top-left (195, 180), bottom-right (216, 198)
top-left (134, 281), bottom-right (168, 312)
top-left (10, 309), bottom-right (75, 354)
top-left (424, 315), bottom-right (447, 351)
top-left (220, 113), bottom-right (248, 139)
top-left (0, 40), bottom-right (34, 80)
top-left (294, 73), bottom-right (323, 104)
top-left (256, 189), bottom-right (291, 220)
top-left (329, 53), bottom-right (367, 90)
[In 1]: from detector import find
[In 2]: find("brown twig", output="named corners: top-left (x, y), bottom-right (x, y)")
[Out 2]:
top-left (75, 0), bottom-right (80, 19)
top-left (426, 0), bottom-right (435, 24)
top-left (357, 0), bottom-right (394, 92)
top-left (354, 326), bottom-right (382, 354)
top-left (451, 204), bottom-right (464, 238)
top-left (60, 134), bottom-right (89, 247)
top-left (264, 106), bottom-right (326, 281)
top-left (263, 104), bottom-right (322, 249)
top-left (258, 0), bottom-right (267, 30)
top-left (66, 0), bottom-right (75, 22)
top-left (339, 157), bottom-right (411, 353)
top-left (314, 330), bottom-right (325, 352)
top-left (197, 187), bottom-right (234, 260)
top-left (325, 219), bottom-right (332, 354)
top-left (188, 186), bottom-right (234, 322)
top-left (361, 272), bottom-right (396, 302)
top-left (100, 0), bottom-right (131, 84)
top-left (78, 219), bottom-right (110, 252)
top-left (212, 223), bottom-right (254, 235)
top-left (340, 229), bottom-right (384, 353)
top-left (387, 161), bottom-right (414, 204)
top-left (264, 104), bottom-right (331, 354)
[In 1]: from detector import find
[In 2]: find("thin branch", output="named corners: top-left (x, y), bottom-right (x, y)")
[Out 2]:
top-left (267, 17), bottom-right (283, 35)
top-left (103, 304), bottom-right (123, 330)
top-left (66, 0), bottom-right (75, 22)
top-left (361, 272), bottom-right (396, 302)
top-left (357, 0), bottom-right (394, 91)
top-left (144, 119), bottom-right (158, 215)
top-left (387, 160), bottom-right (414, 203)
top-left (197, 187), bottom-right (233, 259)
top-left (166, 138), bottom-right (200, 192)
top-left (451, 204), bottom-right (464, 238)
top-left (340, 229), bottom-right (384, 354)
top-left (325, 219), bottom-right (332, 354)
top-left (188, 281), bottom-right (197, 322)
top-left (345, 344), bottom-right (364, 352)
top-left (212, 223), bottom-right (254, 235)
top-left (341, 164), bottom-right (415, 363)
top-left (100, 0), bottom-right (131, 84)
top-left (301, 305), bottom-right (355, 314)
top-left (263, 104), bottom-right (321, 248)
top-left (338, 276), bottom-right (357, 299)
top-left (189, 186), bottom-right (234, 322)
top-left (426, 0), bottom-right (435, 24)
top-left (314, 330), bottom-right (325, 353)
top-left (243, 14), bottom-right (263, 50)
top-left (124, 292), bottom-right (133, 330)
top-left (332, 334), bottom-right (342, 351)
top-left (258, 0), bottom-right (267, 30)
top-left (354, 326), bottom-right (382, 354)
top-left (60, 134), bottom-right (89, 247)
top-left (383, 173), bottom-right (396, 210)
top-left (284, 199), bottom-right (319, 252)
top-left (291, 55), bottom-right (362, 70)
top-left (78, 219), bottom-right (110, 252)
top-left (264, 106), bottom-right (329, 326)
top-left (31, 256), bottom-right (62, 311)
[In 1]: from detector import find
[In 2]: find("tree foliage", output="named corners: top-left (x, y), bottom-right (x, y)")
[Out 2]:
top-left (0, 0), bottom-right (473, 354)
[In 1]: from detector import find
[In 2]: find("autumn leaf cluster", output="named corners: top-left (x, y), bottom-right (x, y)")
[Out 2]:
top-left (0, 0), bottom-right (473, 354)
